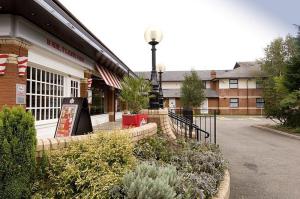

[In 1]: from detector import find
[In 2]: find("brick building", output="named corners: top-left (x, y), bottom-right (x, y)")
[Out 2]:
top-left (137, 61), bottom-right (265, 115)
top-left (0, 0), bottom-right (135, 138)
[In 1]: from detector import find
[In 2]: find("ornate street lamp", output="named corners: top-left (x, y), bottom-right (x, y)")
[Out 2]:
top-left (157, 64), bottom-right (165, 108)
top-left (144, 27), bottom-right (163, 109)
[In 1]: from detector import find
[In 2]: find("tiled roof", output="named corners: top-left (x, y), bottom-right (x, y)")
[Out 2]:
top-left (163, 88), bottom-right (218, 98)
top-left (136, 61), bottom-right (264, 81)
top-left (217, 62), bottom-right (263, 78)
top-left (136, 70), bottom-right (226, 81)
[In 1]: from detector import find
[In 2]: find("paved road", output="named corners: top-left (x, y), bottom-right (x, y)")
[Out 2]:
top-left (217, 116), bottom-right (300, 199)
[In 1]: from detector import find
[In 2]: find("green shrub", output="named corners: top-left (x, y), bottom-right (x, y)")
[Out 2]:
top-left (32, 132), bottom-right (136, 199)
top-left (133, 134), bottom-right (174, 162)
top-left (0, 106), bottom-right (37, 199)
top-left (110, 162), bottom-right (182, 199)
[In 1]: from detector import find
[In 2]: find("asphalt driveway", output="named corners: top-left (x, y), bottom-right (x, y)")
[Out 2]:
top-left (217, 116), bottom-right (300, 199)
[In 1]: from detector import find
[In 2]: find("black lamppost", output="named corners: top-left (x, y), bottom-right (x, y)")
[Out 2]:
top-left (144, 27), bottom-right (163, 109)
top-left (157, 64), bottom-right (165, 108)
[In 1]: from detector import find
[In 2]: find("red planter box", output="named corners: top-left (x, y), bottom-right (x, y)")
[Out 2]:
top-left (122, 114), bottom-right (148, 128)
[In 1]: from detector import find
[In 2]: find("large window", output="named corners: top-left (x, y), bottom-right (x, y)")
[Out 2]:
top-left (90, 87), bottom-right (106, 115)
top-left (256, 80), bottom-right (263, 88)
top-left (26, 66), bottom-right (64, 121)
top-left (229, 79), bottom-right (238, 88)
top-left (229, 98), bottom-right (239, 108)
top-left (256, 98), bottom-right (264, 108)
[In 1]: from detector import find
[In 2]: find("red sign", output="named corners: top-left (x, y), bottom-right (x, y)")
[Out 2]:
top-left (55, 104), bottom-right (78, 137)
top-left (46, 38), bottom-right (85, 62)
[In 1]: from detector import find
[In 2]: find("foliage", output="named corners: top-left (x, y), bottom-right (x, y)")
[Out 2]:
top-left (180, 70), bottom-right (205, 109)
top-left (110, 162), bottom-right (181, 199)
top-left (261, 33), bottom-right (300, 127)
top-left (0, 106), bottom-right (37, 199)
top-left (133, 134), bottom-right (174, 162)
top-left (130, 134), bottom-right (227, 199)
top-left (120, 76), bottom-right (151, 114)
top-left (32, 133), bottom-right (136, 199)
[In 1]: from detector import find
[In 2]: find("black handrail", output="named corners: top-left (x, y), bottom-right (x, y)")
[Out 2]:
top-left (168, 110), bottom-right (210, 139)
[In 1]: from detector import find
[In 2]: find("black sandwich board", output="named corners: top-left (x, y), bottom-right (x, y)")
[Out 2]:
top-left (54, 97), bottom-right (93, 138)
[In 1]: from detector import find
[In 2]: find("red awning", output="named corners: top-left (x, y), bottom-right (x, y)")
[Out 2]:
top-left (96, 65), bottom-right (121, 89)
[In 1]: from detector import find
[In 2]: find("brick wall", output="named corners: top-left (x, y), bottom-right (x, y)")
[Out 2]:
top-left (0, 39), bottom-right (30, 108)
top-left (36, 122), bottom-right (157, 157)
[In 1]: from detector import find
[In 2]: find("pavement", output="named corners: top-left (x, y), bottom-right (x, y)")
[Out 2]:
top-left (217, 116), bottom-right (300, 199)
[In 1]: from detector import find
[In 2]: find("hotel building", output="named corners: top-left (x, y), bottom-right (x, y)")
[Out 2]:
top-left (0, 0), bottom-right (135, 138)
top-left (137, 61), bottom-right (265, 115)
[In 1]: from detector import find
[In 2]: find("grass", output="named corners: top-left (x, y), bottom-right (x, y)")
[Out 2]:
top-left (264, 124), bottom-right (300, 135)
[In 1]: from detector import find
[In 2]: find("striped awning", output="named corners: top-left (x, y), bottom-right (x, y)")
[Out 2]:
top-left (96, 64), bottom-right (122, 89)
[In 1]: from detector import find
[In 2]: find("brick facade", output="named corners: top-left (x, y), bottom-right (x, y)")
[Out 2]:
top-left (0, 39), bottom-right (30, 108)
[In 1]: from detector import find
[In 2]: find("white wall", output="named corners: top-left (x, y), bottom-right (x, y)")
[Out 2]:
top-left (162, 81), bottom-right (181, 89)
top-left (248, 79), bottom-right (256, 89)
top-left (91, 114), bottom-right (109, 126)
top-left (0, 15), bottom-right (13, 36)
top-left (219, 79), bottom-right (229, 89)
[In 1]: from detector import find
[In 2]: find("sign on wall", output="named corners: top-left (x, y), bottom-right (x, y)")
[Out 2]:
top-left (16, 84), bottom-right (26, 104)
top-left (54, 97), bottom-right (93, 138)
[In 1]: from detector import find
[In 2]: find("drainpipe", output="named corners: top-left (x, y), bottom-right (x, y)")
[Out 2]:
top-left (247, 79), bottom-right (249, 115)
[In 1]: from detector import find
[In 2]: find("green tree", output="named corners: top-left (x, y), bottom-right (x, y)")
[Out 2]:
top-left (180, 70), bottom-right (205, 109)
top-left (120, 76), bottom-right (151, 114)
top-left (0, 106), bottom-right (37, 198)
top-left (261, 34), bottom-right (300, 127)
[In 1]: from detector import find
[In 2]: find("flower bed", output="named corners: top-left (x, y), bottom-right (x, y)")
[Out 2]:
top-left (31, 132), bottom-right (227, 198)
top-left (111, 133), bottom-right (227, 199)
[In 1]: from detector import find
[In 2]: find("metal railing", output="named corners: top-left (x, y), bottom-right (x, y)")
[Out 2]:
top-left (168, 108), bottom-right (217, 144)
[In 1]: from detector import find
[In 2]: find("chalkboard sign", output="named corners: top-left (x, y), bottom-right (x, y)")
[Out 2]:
top-left (55, 97), bottom-right (93, 137)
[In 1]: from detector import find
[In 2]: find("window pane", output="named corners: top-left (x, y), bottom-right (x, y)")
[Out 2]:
top-left (32, 68), bottom-right (36, 80)
top-left (37, 69), bottom-right (41, 81)
top-left (27, 67), bottom-right (31, 79)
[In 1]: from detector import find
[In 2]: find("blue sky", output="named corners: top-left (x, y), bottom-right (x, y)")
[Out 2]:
top-left (60, 0), bottom-right (299, 71)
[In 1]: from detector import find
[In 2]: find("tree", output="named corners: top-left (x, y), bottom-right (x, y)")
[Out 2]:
top-left (261, 33), bottom-right (300, 127)
top-left (0, 106), bottom-right (37, 198)
top-left (180, 70), bottom-right (205, 109)
top-left (284, 32), bottom-right (300, 92)
top-left (120, 76), bottom-right (151, 114)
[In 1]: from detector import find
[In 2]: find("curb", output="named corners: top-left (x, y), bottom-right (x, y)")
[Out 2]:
top-left (252, 125), bottom-right (300, 141)
top-left (213, 170), bottom-right (230, 199)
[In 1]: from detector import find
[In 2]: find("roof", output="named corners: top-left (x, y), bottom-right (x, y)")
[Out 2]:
top-left (217, 61), bottom-right (263, 78)
top-left (137, 61), bottom-right (263, 81)
top-left (137, 70), bottom-right (226, 81)
top-left (163, 89), bottom-right (218, 98)
top-left (0, 0), bottom-right (136, 77)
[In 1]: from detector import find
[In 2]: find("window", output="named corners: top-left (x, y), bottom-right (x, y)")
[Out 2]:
top-left (26, 66), bottom-right (64, 121)
top-left (229, 79), bottom-right (238, 88)
top-left (229, 98), bottom-right (239, 108)
top-left (256, 80), bottom-right (263, 88)
top-left (256, 98), bottom-right (264, 108)
top-left (90, 87), bottom-right (106, 115)
top-left (70, 80), bottom-right (79, 97)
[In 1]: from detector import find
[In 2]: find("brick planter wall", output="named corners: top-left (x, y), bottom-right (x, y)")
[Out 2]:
top-left (35, 122), bottom-right (157, 157)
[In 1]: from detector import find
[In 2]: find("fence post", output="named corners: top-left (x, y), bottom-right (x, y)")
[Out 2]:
top-left (214, 110), bottom-right (216, 144)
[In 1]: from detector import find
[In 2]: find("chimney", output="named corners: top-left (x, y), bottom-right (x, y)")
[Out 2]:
top-left (210, 70), bottom-right (216, 79)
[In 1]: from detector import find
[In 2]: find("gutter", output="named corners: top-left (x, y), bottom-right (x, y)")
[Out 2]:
top-left (34, 0), bottom-right (136, 77)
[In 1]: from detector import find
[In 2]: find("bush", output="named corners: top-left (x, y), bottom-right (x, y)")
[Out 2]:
top-left (133, 134), bottom-right (174, 162)
top-left (0, 106), bottom-right (37, 199)
top-left (32, 132), bottom-right (136, 199)
top-left (110, 162), bottom-right (182, 199)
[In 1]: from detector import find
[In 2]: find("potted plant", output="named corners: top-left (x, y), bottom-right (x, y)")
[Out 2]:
top-left (180, 70), bottom-right (205, 137)
top-left (120, 76), bottom-right (151, 128)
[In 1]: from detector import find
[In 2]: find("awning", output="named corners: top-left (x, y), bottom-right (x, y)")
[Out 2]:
top-left (96, 65), bottom-right (122, 89)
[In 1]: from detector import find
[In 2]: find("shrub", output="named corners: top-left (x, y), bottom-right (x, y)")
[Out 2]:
top-left (32, 132), bottom-right (136, 199)
top-left (110, 162), bottom-right (182, 199)
top-left (133, 134), bottom-right (174, 162)
top-left (0, 106), bottom-right (37, 199)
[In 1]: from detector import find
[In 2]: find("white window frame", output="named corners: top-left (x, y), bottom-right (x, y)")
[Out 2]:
top-left (26, 66), bottom-right (81, 125)
top-left (229, 79), bottom-right (238, 89)
top-left (26, 66), bottom-right (65, 123)
top-left (229, 98), bottom-right (239, 108)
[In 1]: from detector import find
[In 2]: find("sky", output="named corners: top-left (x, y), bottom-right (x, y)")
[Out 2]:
top-left (59, 0), bottom-right (299, 71)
